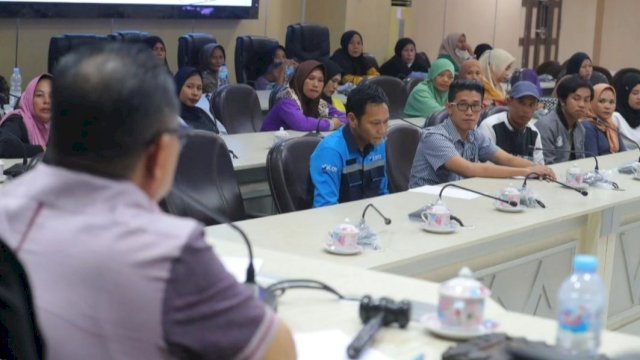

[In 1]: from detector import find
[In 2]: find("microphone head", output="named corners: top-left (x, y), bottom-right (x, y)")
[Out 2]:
top-left (508, 200), bottom-right (519, 207)
top-left (384, 218), bottom-right (392, 225)
top-left (580, 190), bottom-right (588, 196)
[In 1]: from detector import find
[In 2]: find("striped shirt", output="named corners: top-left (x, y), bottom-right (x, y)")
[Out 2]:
top-left (409, 117), bottom-right (499, 187)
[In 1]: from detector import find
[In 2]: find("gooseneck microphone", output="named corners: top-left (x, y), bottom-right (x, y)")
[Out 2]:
top-left (2, 130), bottom-right (33, 178)
top-left (529, 146), bottom-right (599, 171)
top-left (521, 172), bottom-right (547, 208)
top-left (361, 203), bottom-right (392, 225)
top-left (536, 173), bottom-right (589, 196)
top-left (439, 183), bottom-right (518, 207)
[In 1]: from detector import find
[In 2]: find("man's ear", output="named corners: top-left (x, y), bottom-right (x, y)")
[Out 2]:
top-left (347, 112), bottom-right (358, 127)
top-left (446, 103), bottom-right (454, 117)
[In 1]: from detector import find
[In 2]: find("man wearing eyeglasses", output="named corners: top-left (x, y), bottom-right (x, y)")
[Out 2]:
top-left (409, 79), bottom-right (555, 187)
top-left (0, 44), bottom-right (295, 359)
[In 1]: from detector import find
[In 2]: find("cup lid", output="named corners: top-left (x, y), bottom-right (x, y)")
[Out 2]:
top-left (333, 219), bottom-right (359, 234)
top-left (439, 267), bottom-right (490, 299)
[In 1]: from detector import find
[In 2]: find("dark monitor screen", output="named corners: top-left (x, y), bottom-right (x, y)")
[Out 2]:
top-left (0, 0), bottom-right (259, 19)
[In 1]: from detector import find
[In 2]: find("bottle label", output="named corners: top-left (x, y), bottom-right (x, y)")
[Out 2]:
top-left (558, 306), bottom-right (600, 333)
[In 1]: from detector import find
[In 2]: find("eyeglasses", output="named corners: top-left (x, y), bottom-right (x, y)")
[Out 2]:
top-left (449, 102), bottom-right (483, 112)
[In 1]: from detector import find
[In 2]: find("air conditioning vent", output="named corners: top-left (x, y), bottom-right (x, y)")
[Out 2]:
top-left (391, 0), bottom-right (411, 7)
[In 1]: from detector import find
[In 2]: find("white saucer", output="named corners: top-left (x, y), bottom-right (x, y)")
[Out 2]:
top-left (0, 175), bottom-right (6, 183)
top-left (494, 203), bottom-right (525, 213)
top-left (323, 243), bottom-right (363, 255)
top-left (420, 222), bottom-right (457, 234)
top-left (420, 313), bottom-right (498, 340)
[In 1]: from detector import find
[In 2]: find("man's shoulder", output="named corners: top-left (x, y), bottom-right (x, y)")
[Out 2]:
top-left (536, 111), bottom-right (559, 128)
top-left (481, 111), bottom-right (508, 128)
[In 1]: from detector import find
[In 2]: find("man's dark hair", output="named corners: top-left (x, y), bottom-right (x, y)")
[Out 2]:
top-left (47, 42), bottom-right (179, 179)
top-left (345, 82), bottom-right (389, 119)
top-left (447, 79), bottom-right (485, 102)
top-left (555, 74), bottom-right (594, 103)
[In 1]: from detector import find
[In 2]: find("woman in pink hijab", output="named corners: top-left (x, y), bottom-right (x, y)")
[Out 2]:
top-left (0, 74), bottom-right (52, 158)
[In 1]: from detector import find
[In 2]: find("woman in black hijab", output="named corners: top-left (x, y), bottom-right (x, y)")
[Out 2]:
top-left (143, 35), bottom-right (171, 73)
top-left (616, 73), bottom-right (640, 129)
top-left (379, 37), bottom-right (429, 80)
top-left (174, 67), bottom-right (223, 134)
top-left (330, 30), bottom-right (379, 86)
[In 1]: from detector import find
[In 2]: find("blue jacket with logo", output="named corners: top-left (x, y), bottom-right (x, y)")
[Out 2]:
top-left (310, 126), bottom-right (388, 207)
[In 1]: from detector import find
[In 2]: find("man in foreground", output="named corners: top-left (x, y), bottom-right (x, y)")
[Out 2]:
top-left (0, 43), bottom-right (295, 359)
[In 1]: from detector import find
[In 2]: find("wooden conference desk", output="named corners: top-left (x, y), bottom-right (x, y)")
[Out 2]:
top-left (213, 240), bottom-right (640, 358)
top-left (207, 151), bottom-right (640, 334)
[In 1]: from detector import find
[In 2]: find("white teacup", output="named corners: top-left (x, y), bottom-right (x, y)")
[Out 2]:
top-left (328, 223), bottom-right (359, 251)
top-left (437, 267), bottom-right (491, 330)
top-left (565, 164), bottom-right (584, 187)
top-left (421, 202), bottom-right (450, 229)
top-left (499, 185), bottom-right (521, 207)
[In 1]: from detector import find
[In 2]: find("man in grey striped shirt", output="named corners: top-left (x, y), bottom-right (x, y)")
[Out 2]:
top-left (409, 80), bottom-right (556, 187)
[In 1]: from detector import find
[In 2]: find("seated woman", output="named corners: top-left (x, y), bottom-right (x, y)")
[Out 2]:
top-left (564, 52), bottom-right (608, 85)
top-left (478, 48), bottom-right (515, 106)
top-left (614, 72), bottom-right (640, 147)
top-left (0, 74), bottom-right (52, 158)
top-left (199, 43), bottom-right (226, 93)
top-left (582, 84), bottom-right (626, 155)
top-left (261, 60), bottom-right (346, 132)
top-left (330, 30), bottom-right (379, 86)
top-left (254, 45), bottom-right (298, 90)
top-left (143, 35), bottom-right (171, 73)
top-left (379, 38), bottom-right (429, 80)
top-left (319, 58), bottom-right (346, 113)
top-left (437, 33), bottom-right (474, 73)
top-left (403, 58), bottom-right (455, 119)
top-left (460, 59), bottom-right (492, 108)
top-left (174, 67), bottom-right (227, 134)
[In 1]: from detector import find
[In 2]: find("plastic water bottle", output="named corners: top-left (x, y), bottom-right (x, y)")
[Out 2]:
top-left (217, 64), bottom-right (229, 89)
top-left (556, 255), bottom-right (606, 358)
top-left (284, 64), bottom-right (295, 85)
top-left (9, 67), bottom-right (22, 109)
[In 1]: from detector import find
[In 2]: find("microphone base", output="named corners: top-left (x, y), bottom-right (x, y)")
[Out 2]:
top-left (357, 220), bottom-right (383, 251)
top-left (245, 282), bottom-right (278, 310)
top-left (3, 163), bottom-right (26, 178)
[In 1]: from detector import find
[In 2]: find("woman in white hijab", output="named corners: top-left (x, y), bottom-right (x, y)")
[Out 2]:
top-left (437, 33), bottom-right (473, 72)
top-left (478, 48), bottom-right (515, 106)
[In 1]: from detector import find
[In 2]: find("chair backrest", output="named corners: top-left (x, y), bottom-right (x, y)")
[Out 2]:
top-left (592, 66), bottom-right (613, 84)
top-left (404, 77), bottom-right (422, 95)
top-left (211, 84), bottom-right (263, 133)
top-left (177, 33), bottom-right (217, 68)
top-left (364, 53), bottom-right (379, 71)
top-left (425, 109), bottom-right (449, 127)
top-left (161, 130), bottom-right (246, 225)
top-left (285, 23), bottom-right (330, 62)
top-left (416, 51), bottom-right (431, 70)
top-left (235, 35), bottom-right (280, 86)
top-left (108, 30), bottom-right (150, 43)
top-left (479, 105), bottom-right (508, 125)
top-left (363, 76), bottom-right (407, 119)
top-left (0, 239), bottom-right (46, 360)
top-left (48, 33), bottom-right (110, 73)
top-left (385, 123), bottom-right (421, 193)
top-left (267, 136), bottom-right (321, 213)
top-left (612, 67), bottom-right (640, 92)
top-left (535, 60), bottom-right (562, 79)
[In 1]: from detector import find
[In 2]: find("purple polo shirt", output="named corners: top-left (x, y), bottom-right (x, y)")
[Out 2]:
top-left (0, 164), bottom-right (276, 360)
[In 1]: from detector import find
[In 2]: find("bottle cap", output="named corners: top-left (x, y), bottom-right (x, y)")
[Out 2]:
top-left (574, 254), bottom-right (598, 273)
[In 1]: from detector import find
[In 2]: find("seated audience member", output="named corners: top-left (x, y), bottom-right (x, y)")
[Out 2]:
top-left (0, 43), bottom-right (295, 359)
top-left (615, 73), bottom-right (640, 147)
top-left (474, 43), bottom-right (493, 61)
top-left (460, 59), bottom-right (491, 107)
top-left (174, 67), bottom-right (227, 134)
top-left (437, 33), bottom-right (474, 73)
top-left (199, 43), bottom-right (226, 93)
top-left (0, 74), bottom-right (51, 158)
top-left (535, 75), bottom-right (593, 164)
top-left (319, 58), bottom-right (346, 113)
top-left (564, 52), bottom-right (608, 85)
top-left (478, 49), bottom-right (515, 106)
top-left (254, 45), bottom-right (298, 90)
top-left (310, 83), bottom-right (390, 207)
top-left (403, 58), bottom-right (455, 119)
top-left (478, 81), bottom-right (544, 164)
top-left (582, 84), bottom-right (626, 155)
top-left (143, 35), bottom-right (171, 73)
top-left (510, 68), bottom-right (547, 119)
top-left (379, 38), bottom-right (429, 80)
top-left (330, 30), bottom-right (380, 86)
top-left (261, 60), bottom-right (346, 131)
top-left (408, 80), bottom-right (555, 187)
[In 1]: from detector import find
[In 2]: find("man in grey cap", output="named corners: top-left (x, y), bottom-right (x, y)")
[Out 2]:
top-left (479, 81), bottom-right (545, 164)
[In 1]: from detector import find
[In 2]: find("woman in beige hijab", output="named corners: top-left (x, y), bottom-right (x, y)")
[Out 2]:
top-left (437, 33), bottom-right (473, 72)
top-left (478, 49), bottom-right (515, 106)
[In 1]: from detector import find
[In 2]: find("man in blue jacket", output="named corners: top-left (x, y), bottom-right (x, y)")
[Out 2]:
top-left (310, 83), bottom-right (390, 207)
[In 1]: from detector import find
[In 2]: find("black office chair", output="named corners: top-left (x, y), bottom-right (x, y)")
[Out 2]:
top-left (364, 53), bottom-right (379, 71)
top-left (211, 84), bottom-right (263, 133)
top-left (425, 109), bottom-right (449, 127)
top-left (177, 33), bottom-right (217, 68)
top-left (0, 239), bottom-right (46, 360)
top-left (235, 35), bottom-right (280, 86)
top-left (479, 106), bottom-right (508, 125)
top-left (612, 67), bottom-right (640, 92)
top-left (363, 76), bottom-right (407, 119)
top-left (593, 66), bottom-right (613, 84)
top-left (161, 130), bottom-right (249, 225)
top-left (48, 33), bottom-right (110, 73)
top-left (108, 30), bottom-right (150, 43)
top-left (535, 60), bottom-right (562, 79)
top-left (285, 23), bottom-right (330, 62)
top-left (266, 136), bottom-right (321, 213)
top-left (385, 123), bottom-right (421, 193)
top-left (404, 77), bottom-right (422, 95)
